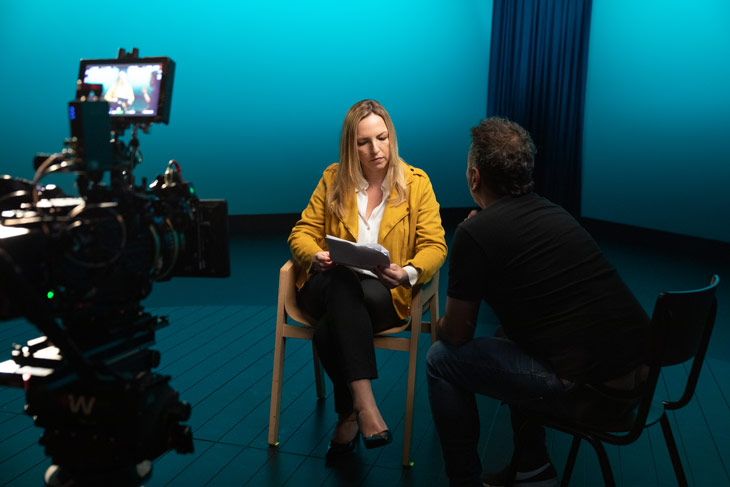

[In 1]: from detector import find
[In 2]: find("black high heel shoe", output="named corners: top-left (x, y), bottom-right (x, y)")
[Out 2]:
top-left (325, 431), bottom-right (359, 464)
top-left (356, 411), bottom-right (393, 450)
top-left (362, 429), bottom-right (392, 449)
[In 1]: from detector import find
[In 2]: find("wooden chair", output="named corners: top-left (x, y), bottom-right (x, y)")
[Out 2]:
top-left (268, 260), bottom-right (440, 467)
top-left (506, 275), bottom-right (719, 487)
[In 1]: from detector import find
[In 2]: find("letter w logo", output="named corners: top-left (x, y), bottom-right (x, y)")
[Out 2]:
top-left (67, 395), bottom-right (96, 415)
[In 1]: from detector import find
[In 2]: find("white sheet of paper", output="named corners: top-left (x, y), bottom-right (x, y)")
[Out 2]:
top-left (325, 235), bottom-right (390, 271)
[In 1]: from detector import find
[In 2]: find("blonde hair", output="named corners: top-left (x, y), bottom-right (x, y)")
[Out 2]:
top-left (329, 99), bottom-right (407, 220)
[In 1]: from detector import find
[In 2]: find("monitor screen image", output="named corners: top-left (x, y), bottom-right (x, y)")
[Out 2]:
top-left (80, 62), bottom-right (164, 117)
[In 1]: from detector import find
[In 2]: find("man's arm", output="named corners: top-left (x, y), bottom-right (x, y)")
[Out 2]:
top-left (436, 296), bottom-right (481, 347)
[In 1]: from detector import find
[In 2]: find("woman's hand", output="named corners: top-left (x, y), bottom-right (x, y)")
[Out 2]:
top-left (465, 209), bottom-right (479, 221)
top-left (312, 251), bottom-right (335, 272)
top-left (375, 264), bottom-right (409, 289)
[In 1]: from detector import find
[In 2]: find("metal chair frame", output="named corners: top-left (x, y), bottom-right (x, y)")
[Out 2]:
top-left (507, 275), bottom-right (719, 487)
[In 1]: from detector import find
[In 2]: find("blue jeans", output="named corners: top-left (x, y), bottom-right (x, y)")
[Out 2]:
top-left (426, 337), bottom-right (573, 487)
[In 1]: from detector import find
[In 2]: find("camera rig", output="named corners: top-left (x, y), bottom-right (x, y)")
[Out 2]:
top-left (0, 49), bottom-right (229, 486)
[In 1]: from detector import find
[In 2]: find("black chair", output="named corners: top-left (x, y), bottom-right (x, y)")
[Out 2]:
top-left (507, 275), bottom-right (719, 487)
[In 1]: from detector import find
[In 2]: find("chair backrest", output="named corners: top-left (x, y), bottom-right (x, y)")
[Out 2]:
top-left (654, 275), bottom-right (718, 367)
top-left (279, 260), bottom-right (316, 326)
top-left (613, 275), bottom-right (719, 440)
top-left (653, 275), bottom-right (719, 410)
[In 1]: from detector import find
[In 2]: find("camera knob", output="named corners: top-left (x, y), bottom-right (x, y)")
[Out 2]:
top-left (168, 398), bottom-right (191, 422)
top-left (171, 424), bottom-right (194, 454)
top-left (148, 350), bottom-right (161, 368)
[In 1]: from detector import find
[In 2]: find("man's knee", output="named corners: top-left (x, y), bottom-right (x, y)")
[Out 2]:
top-left (426, 341), bottom-right (450, 378)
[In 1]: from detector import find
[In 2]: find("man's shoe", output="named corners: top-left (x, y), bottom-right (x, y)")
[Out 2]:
top-left (482, 462), bottom-right (558, 487)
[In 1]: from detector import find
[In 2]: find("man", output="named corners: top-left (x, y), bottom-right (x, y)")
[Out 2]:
top-left (427, 117), bottom-right (649, 487)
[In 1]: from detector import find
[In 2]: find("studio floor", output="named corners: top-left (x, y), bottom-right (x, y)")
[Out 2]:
top-left (1, 216), bottom-right (729, 486)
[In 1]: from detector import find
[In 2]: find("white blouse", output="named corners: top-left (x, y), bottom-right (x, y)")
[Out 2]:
top-left (355, 184), bottom-right (418, 287)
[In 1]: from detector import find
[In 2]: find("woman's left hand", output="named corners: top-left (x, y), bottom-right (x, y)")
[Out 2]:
top-left (374, 264), bottom-right (409, 289)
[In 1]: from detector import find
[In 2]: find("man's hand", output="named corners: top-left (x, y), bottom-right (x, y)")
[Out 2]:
top-left (374, 264), bottom-right (409, 289)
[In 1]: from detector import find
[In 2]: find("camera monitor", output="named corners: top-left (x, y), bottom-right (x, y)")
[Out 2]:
top-left (78, 56), bottom-right (175, 125)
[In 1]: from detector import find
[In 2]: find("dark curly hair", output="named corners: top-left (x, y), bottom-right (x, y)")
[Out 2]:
top-left (469, 117), bottom-right (536, 197)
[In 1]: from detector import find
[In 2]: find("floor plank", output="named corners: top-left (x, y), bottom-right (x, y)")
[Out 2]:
top-left (683, 359), bottom-right (730, 482)
top-left (157, 441), bottom-right (244, 487)
top-left (0, 441), bottom-right (46, 486)
top-left (661, 363), bottom-right (728, 486)
top-left (0, 225), bottom-right (728, 486)
top-left (204, 447), bottom-right (278, 486)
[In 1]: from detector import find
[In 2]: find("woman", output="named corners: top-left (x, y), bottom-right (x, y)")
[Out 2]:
top-left (104, 70), bottom-right (135, 113)
top-left (288, 99), bottom-right (447, 462)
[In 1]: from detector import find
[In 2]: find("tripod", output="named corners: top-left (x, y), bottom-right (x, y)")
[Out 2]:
top-left (0, 313), bottom-right (193, 487)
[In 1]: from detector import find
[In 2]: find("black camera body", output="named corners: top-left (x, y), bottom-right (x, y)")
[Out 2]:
top-left (0, 49), bottom-right (229, 486)
top-left (0, 169), bottom-right (229, 321)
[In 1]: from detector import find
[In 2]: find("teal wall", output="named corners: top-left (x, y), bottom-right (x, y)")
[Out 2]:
top-left (583, 0), bottom-right (730, 243)
top-left (0, 0), bottom-right (491, 215)
top-left (3, 1), bottom-right (725, 242)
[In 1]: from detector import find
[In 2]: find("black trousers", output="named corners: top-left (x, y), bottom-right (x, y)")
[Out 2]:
top-left (297, 266), bottom-right (402, 414)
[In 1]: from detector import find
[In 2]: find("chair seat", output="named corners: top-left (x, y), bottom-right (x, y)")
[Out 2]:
top-left (524, 387), bottom-right (664, 434)
top-left (532, 393), bottom-right (666, 435)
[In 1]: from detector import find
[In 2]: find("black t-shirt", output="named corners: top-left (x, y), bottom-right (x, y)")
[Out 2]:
top-left (448, 193), bottom-right (649, 384)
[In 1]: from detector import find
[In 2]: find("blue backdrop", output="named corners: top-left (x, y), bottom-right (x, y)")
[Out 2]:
top-left (582, 0), bottom-right (730, 243)
top-left (0, 0), bottom-right (490, 215)
top-left (1, 0), bottom-right (727, 243)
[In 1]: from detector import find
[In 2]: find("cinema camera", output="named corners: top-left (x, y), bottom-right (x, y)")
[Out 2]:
top-left (0, 48), bottom-right (229, 486)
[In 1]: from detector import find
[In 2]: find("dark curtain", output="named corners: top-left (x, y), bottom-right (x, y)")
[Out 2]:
top-left (487, 0), bottom-right (592, 217)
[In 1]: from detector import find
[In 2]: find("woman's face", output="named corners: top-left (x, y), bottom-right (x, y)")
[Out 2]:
top-left (356, 114), bottom-right (390, 178)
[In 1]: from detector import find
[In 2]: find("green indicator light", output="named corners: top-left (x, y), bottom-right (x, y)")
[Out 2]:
top-left (47, 291), bottom-right (55, 299)
top-left (189, 187), bottom-right (195, 195)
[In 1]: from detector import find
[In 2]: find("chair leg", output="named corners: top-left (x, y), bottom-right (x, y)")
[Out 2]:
top-left (429, 293), bottom-right (440, 344)
top-left (312, 342), bottom-right (326, 399)
top-left (585, 436), bottom-right (615, 487)
top-left (562, 437), bottom-right (581, 487)
top-left (401, 325), bottom-right (421, 467)
top-left (401, 355), bottom-right (417, 467)
top-left (400, 297), bottom-right (424, 468)
top-left (268, 332), bottom-right (286, 446)
top-left (660, 412), bottom-right (688, 487)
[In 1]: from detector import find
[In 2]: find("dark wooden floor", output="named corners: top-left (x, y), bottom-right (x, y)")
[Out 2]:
top-left (1, 220), bottom-right (729, 486)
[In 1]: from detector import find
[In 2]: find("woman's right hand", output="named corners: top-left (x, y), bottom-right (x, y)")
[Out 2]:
top-left (312, 251), bottom-right (335, 272)
top-left (465, 209), bottom-right (479, 221)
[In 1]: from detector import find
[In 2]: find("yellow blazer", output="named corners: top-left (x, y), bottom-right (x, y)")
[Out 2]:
top-left (288, 162), bottom-right (447, 320)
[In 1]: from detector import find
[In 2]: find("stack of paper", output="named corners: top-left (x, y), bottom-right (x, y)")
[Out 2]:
top-left (325, 235), bottom-right (390, 271)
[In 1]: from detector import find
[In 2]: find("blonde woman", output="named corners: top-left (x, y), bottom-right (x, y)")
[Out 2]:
top-left (289, 99), bottom-right (447, 463)
top-left (104, 70), bottom-right (135, 112)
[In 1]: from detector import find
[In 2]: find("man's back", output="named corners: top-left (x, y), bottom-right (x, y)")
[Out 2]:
top-left (448, 192), bottom-right (649, 384)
